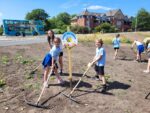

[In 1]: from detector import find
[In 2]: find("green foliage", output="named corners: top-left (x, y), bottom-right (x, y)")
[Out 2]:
top-left (70, 25), bottom-right (90, 34)
top-left (121, 38), bottom-right (132, 44)
top-left (25, 9), bottom-right (49, 21)
top-left (15, 55), bottom-right (35, 65)
top-left (56, 12), bottom-right (71, 25)
top-left (0, 27), bottom-right (3, 35)
top-left (1, 56), bottom-right (9, 64)
top-left (94, 23), bottom-right (118, 33)
top-left (0, 79), bottom-right (6, 87)
top-left (132, 8), bottom-right (150, 31)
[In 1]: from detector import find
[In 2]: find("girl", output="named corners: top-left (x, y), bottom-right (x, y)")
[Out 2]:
top-left (47, 30), bottom-right (63, 74)
top-left (131, 40), bottom-right (144, 62)
top-left (143, 40), bottom-right (150, 73)
top-left (112, 34), bottom-right (120, 60)
top-left (88, 39), bottom-right (107, 92)
top-left (42, 37), bottom-right (64, 87)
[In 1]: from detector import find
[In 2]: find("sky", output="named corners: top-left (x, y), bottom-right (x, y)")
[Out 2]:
top-left (0, 0), bottom-right (150, 25)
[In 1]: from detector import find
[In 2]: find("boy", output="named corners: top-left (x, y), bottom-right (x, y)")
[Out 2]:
top-left (88, 39), bottom-right (107, 92)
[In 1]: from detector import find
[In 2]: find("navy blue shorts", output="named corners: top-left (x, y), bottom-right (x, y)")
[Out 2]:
top-left (94, 65), bottom-right (105, 75)
top-left (42, 53), bottom-right (52, 68)
top-left (137, 45), bottom-right (144, 54)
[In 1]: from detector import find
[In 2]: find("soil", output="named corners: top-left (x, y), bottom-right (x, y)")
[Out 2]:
top-left (0, 42), bottom-right (150, 113)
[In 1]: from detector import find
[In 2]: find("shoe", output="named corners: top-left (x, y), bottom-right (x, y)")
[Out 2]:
top-left (57, 79), bottom-right (64, 85)
top-left (143, 70), bottom-right (150, 73)
top-left (44, 82), bottom-right (49, 88)
top-left (100, 85), bottom-right (107, 93)
top-left (59, 70), bottom-right (63, 75)
top-left (51, 71), bottom-right (55, 75)
top-left (92, 75), bottom-right (100, 81)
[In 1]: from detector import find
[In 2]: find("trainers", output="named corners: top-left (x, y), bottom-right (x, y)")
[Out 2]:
top-left (57, 79), bottom-right (64, 85)
top-left (100, 85), bottom-right (107, 93)
top-left (59, 70), bottom-right (63, 75)
top-left (44, 82), bottom-right (49, 88)
top-left (143, 70), bottom-right (150, 73)
top-left (92, 75), bottom-right (100, 81)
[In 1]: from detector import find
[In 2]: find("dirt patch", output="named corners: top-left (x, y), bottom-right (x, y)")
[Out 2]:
top-left (0, 42), bottom-right (150, 113)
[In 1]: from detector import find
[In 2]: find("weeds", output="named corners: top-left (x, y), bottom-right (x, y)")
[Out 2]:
top-left (1, 55), bottom-right (9, 64)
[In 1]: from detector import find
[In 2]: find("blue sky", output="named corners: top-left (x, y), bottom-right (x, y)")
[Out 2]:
top-left (0, 0), bottom-right (150, 25)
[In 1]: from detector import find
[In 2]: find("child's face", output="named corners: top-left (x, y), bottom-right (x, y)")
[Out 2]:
top-left (54, 40), bottom-right (60, 47)
top-left (48, 31), bottom-right (53, 37)
top-left (95, 41), bottom-right (101, 48)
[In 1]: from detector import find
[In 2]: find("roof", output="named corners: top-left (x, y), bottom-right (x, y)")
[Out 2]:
top-left (106, 9), bottom-right (120, 16)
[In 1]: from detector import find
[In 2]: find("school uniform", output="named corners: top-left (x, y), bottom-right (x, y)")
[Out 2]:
top-left (112, 37), bottom-right (120, 50)
top-left (94, 47), bottom-right (106, 75)
top-left (135, 41), bottom-right (144, 54)
top-left (42, 45), bottom-right (61, 68)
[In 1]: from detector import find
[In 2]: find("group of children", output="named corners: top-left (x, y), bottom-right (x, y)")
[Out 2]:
top-left (112, 34), bottom-right (150, 73)
top-left (41, 30), bottom-right (150, 92)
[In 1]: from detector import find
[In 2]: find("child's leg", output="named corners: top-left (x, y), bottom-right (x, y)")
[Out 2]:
top-left (114, 49), bottom-right (118, 59)
top-left (147, 58), bottom-right (150, 71)
top-left (54, 66), bottom-right (63, 83)
top-left (99, 75), bottom-right (106, 85)
top-left (44, 67), bottom-right (50, 82)
top-left (59, 56), bottom-right (63, 73)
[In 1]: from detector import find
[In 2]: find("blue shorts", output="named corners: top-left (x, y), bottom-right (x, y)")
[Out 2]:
top-left (137, 45), bottom-right (144, 54)
top-left (42, 53), bottom-right (52, 68)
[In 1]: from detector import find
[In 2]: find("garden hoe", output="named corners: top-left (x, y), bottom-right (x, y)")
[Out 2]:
top-left (30, 64), bottom-right (41, 74)
top-left (25, 67), bottom-right (53, 108)
top-left (62, 62), bottom-right (92, 103)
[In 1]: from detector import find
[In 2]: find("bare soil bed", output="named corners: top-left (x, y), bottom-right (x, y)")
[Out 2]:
top-left (0, 42), bottom-right (150, 113)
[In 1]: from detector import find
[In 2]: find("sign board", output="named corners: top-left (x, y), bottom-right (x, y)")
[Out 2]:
top-left (62, 32), bottom-right (78, 48)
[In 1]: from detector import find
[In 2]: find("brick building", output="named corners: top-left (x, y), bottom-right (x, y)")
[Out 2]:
top-left (71, 9), bottom-right (132, 31)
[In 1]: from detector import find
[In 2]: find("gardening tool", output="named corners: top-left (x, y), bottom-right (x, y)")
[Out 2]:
top-left (62, 62), bottom-right (93, 102)
top-left (30, 64), bottom-right (41, 74)
top-left (145, 92), bottom-right (150, 99)
top-left (25, 67), bottom-right (53, 108)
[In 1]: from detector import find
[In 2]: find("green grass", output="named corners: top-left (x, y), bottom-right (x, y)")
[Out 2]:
top-left (1, 55), bottom-right (9, 64)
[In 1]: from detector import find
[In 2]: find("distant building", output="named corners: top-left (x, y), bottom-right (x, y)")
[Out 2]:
top-left (71, 9), bottom-right (132, 31)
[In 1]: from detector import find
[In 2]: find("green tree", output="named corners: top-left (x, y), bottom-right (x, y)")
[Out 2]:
top-left (56, 12), bottom-right (71, 25)
top-left (0, 26), bottom-right (3, 35)
top-left (132, 8), bottom-right (150, 31)
top-left (25, 9), bottom-right (49, 21)
top-left (94, 23), bottom-right (117, 33)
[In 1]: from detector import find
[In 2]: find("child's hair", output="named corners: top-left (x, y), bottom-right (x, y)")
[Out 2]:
top-left (47, 30), bottom-right (55, 45)
top-left (54, 37), bottom-right (61, 43)
top-left (96, 39), bottom-right (103, 45)
top-left (116, 34), bottom-right (120, 37)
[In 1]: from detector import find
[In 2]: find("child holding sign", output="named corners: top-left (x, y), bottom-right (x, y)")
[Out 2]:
top-left (42, 37), bottom-right (64, 87)
top-left (88, 39), bottom-right (107, 92)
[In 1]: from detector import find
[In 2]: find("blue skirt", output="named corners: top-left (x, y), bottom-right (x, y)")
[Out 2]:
top-left (42, 53), bottom-right (52, 68)
top-left (137, 45), bottom-right (144, 54)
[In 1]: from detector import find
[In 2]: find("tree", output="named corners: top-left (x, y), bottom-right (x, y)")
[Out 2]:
top-left (56, 12), bottom-right (71, 25)
top-left (94, 23), bottom-right (117, 33)
top-left (25, 9), bottom-right (49, 21)
top-left (132, 8), bottom-right (150, 31)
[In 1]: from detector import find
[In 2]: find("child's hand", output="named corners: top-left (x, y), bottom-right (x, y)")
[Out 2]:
top-left (87, 62), bottom-right (93, 67)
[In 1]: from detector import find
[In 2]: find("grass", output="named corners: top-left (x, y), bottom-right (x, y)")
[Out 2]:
top-left (1, 55), bottom-right (9, 65)
top-left (15, 54), bottom-right (35, 65)
top-left (77, 33), bottom-right (132, 44)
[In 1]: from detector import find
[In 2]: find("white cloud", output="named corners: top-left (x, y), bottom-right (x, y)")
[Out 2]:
top-left (86, 5), bottom-right (112, 10)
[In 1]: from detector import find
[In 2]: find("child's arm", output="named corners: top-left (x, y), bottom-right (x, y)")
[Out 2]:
top-left (131, 41), bottom-right (136, 48)
top-left (51, 57), bottom-right (55, 69)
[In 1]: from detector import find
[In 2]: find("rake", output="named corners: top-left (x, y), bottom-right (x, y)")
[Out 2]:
top-left (62, 63), bottom-right (92, 103)
top-left (25, 67), bottom-right (53, 108)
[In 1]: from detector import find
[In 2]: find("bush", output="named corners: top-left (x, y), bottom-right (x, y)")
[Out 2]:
top-left (94, 23), bottom-right (118, 33)
top-left (0, 27), bottom-right (3, 35)
top-left (70, 25), bottom-right (90, 34)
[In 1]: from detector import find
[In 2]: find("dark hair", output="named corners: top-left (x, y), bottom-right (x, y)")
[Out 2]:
top-left (54, 37), bottom-right (61, 43)
top-left (47, 30), bottom-right (55, 45)
top-left (116, 34), bottom-right (120, 37)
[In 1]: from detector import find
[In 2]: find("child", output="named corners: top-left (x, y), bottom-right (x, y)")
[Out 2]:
top-left (42, 37), bottom-right (64, 87)
top-left (88, 39), bottom-right (107, 92)
top-left (47, 30), bottom-right (63, 74)
top-left (143, 40), bottom-right (150, 73)
top-left (112, 34), bottom-right (120, 59)
top-left (131, 40), bottom-right (144, 62)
